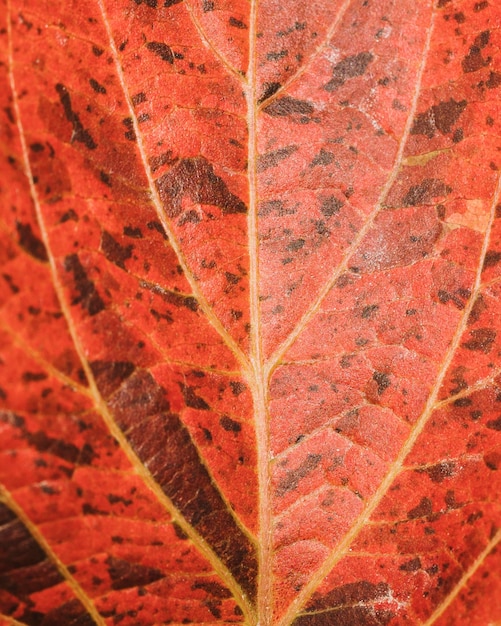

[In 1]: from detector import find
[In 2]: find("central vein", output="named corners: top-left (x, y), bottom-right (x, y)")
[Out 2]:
top-left (246, 1), bottom-right (273, 624)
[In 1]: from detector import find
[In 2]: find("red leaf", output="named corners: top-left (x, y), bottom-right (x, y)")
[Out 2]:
top-left (1, 0), bottom-right (501, 624)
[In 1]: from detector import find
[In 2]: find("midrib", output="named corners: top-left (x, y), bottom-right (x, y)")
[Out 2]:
top-left (245, 1), bottom-right (274, 624)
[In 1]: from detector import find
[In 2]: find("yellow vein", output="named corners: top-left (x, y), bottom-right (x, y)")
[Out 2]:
top-left (184, 0), bottom-right (244, 82)
top-left (96, 0), bottom-right (251, 380)
top-left (245, 0), bottom-right (273, 624)
top-left (9, 4), bottom-right (255, 619)
top-left (277, 155), bottom-right (501, 626)
top-left (265, 7), bottom-right (437, 379)
top-left (0, 487), bottom-right (106, 626)
top-left (423, 528), bottom-right (501, 626)
top-left (257, 0), bottom-right (354, 112)
top-left (0, 616), bottom-right (28, 626)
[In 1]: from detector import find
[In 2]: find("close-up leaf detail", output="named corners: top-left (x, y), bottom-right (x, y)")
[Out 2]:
top-left (1, 0), bottom-right (501, 624)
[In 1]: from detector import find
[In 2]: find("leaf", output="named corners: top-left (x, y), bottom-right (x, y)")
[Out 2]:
top-left (1, 0), bottom-right (501, 624)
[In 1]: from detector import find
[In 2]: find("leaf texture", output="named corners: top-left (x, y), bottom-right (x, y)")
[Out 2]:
top-left (1, 0), bottom-right (501, 624)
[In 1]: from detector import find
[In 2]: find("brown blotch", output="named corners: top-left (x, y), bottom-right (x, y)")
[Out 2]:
top-left (462, 328), bottom-right (496, 353)
top-left (276, 453), bottom-right (322, 497)
top-left (16, 222), bottom-right (48, 262)
top-left (229, 381), bottom-right (246, 396)
top-left (89, 78), bottom-right (106, 94)
top-left (156, 157), bottom-right (246, 217)
top-left (407, 497), bottom-right (433, 519)
top-left (411, 99), bottom-right (467, 138)
top-left (64, 254), bottom-right (105, 316)
top-left (324, 52), bottom-right (374, 91)
top-left (258, 82), bottom-right (282, 104)
top-left (111, 371), bottom-right (258, 598)
top-left (101, 231), bottom-right (133, 269)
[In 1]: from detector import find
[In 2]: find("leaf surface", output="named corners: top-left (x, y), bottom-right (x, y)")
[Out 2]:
top-left (1, 0), bottom-right (501, 624)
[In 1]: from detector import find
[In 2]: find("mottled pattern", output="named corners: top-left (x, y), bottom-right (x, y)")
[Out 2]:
top-left (1, 0), bottom-right (501, 624)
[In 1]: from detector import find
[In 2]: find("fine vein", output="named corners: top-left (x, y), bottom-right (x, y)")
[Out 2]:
top-left (278, 155), bottom-right (501, 626)
top-left (0, 487), bottom-right (106, 626)
top-left (96, 0), bottom-right (251, 380)
top-left (9, 2), bottom-right (255, 618)
top-left (265, 5), bottom-right (437, 378)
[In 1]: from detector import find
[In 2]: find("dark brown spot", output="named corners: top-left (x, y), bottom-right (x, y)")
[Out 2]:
top-left (400, 557), bottom-right (422, 572)
top-left (263, 96), bottom-right (314, 117)
top-left (403, 178), bottom-right (451, 206)
top-left (474, 1), bottom-right (489, 10)
top-left (146, 41), bottom-right (174, 63)
top-left (324, 52), bottom-right (374, 91)
top-left (16, 222), bottom-right (48, 261)
top-left (257, 145), bottom-right (298, 172)
top-left (156, 157), bottom-right (246, 217)
top-left (101, 231), bottom-right (133, 269)
top-left (462, 31), bottom-right (491, 73)
top-left (311, 148), bottom-right (334, 167)
top-left (276, 454), bottom-right (322, 497)
top-left (258, 82), bottom-right (282, 103)
top-left (110, 371), bottom-right (258, 598)
top-left (483, 250), bottom-right (501, 269)
top-left (230, 381), bottom-right (246, 396)
top-left (486, 416), bottom-right (501, 431)
top-left (55, 83), bottom-right (97, 150)
top-left (373, 371), bottom-right (390, 395)
top-left (411, 99), bottom-right (467, 138)
top-left (407, 497), bottom-right (433, 519)
top-left (123, 226), bottom-right (143, 239)
top-left (89, 78), bottom-right (106, 94)
top-left (181, 384), bottom-right (210, 410)
top-left (64, 254), bottom-right (105, 316)
top-left (132, 92), bottom-right (147, 106)
top-left (219, 416), bottom-right (241, 432)
top-left (228, 16), bottom-right (247, 29)
top-left (420, 461), bottom-right (455, 483)
top-left (462, 328), bottom-right (496, 353)
top-left (106, 557), bottom-right (163, 590)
